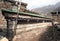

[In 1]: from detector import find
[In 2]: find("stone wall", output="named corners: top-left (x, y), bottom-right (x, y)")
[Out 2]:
top-left (0, 1), bottom-right (12, 10)
top-left (0, 10), bottom-right (7, 29)
top-left (0, 2), bottom-right (7, 29)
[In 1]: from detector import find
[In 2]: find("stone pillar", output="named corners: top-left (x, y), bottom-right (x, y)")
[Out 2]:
top-left (6, 19), bottom-right (14, 41)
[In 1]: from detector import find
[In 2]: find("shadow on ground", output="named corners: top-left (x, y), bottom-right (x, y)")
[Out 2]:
top-left (38, 26), bottom-right (54, 41)
top-left (38, 25), bottom-right (60, 41)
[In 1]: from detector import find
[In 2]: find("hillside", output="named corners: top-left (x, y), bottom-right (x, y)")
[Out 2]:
top-left (33, 2), bottom-right (60, 18)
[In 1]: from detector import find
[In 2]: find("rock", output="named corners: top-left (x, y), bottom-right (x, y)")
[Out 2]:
top-left (0, 37), bottom-right (8, 41)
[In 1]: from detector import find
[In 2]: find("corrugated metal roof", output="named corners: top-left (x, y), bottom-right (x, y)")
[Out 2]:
top-left (2, 9), bottom-right (51, 19)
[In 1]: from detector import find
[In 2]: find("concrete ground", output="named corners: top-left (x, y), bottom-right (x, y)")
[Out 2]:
top-left (13, 23), bottom-right (53, 41)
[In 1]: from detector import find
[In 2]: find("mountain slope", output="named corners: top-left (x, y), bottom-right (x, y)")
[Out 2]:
top-left (33, 2), bottom-right (60, 18)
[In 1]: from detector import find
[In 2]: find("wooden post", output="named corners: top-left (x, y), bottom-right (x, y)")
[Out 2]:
top-left (27, 19), bottom-right (29, 23)
top-left (37, 20), bottom-right (39, 23)
top-left (43, 20), bottom-right (45, 23)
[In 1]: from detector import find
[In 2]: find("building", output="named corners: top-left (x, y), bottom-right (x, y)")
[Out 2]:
top-left (51, 11), bottom-right (60, 23)
top-left (0, 0), bottom-right (28, 28)
top-left (0, 0), bottom-right (52, 41)
top-left (2, 8), bottom-right (52, 41)
top-left (0, 0), bottom-right (27, 11)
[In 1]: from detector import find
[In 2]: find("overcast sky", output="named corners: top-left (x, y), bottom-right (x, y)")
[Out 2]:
top-left (16, 0), bottom-right (60, 9)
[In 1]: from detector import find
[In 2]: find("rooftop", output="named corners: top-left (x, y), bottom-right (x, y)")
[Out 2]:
top-left (2, 9), bottom-right (52, 19)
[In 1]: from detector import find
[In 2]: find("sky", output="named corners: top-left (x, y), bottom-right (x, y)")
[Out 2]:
top-left (16, 0), bottom-right (60, 9)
